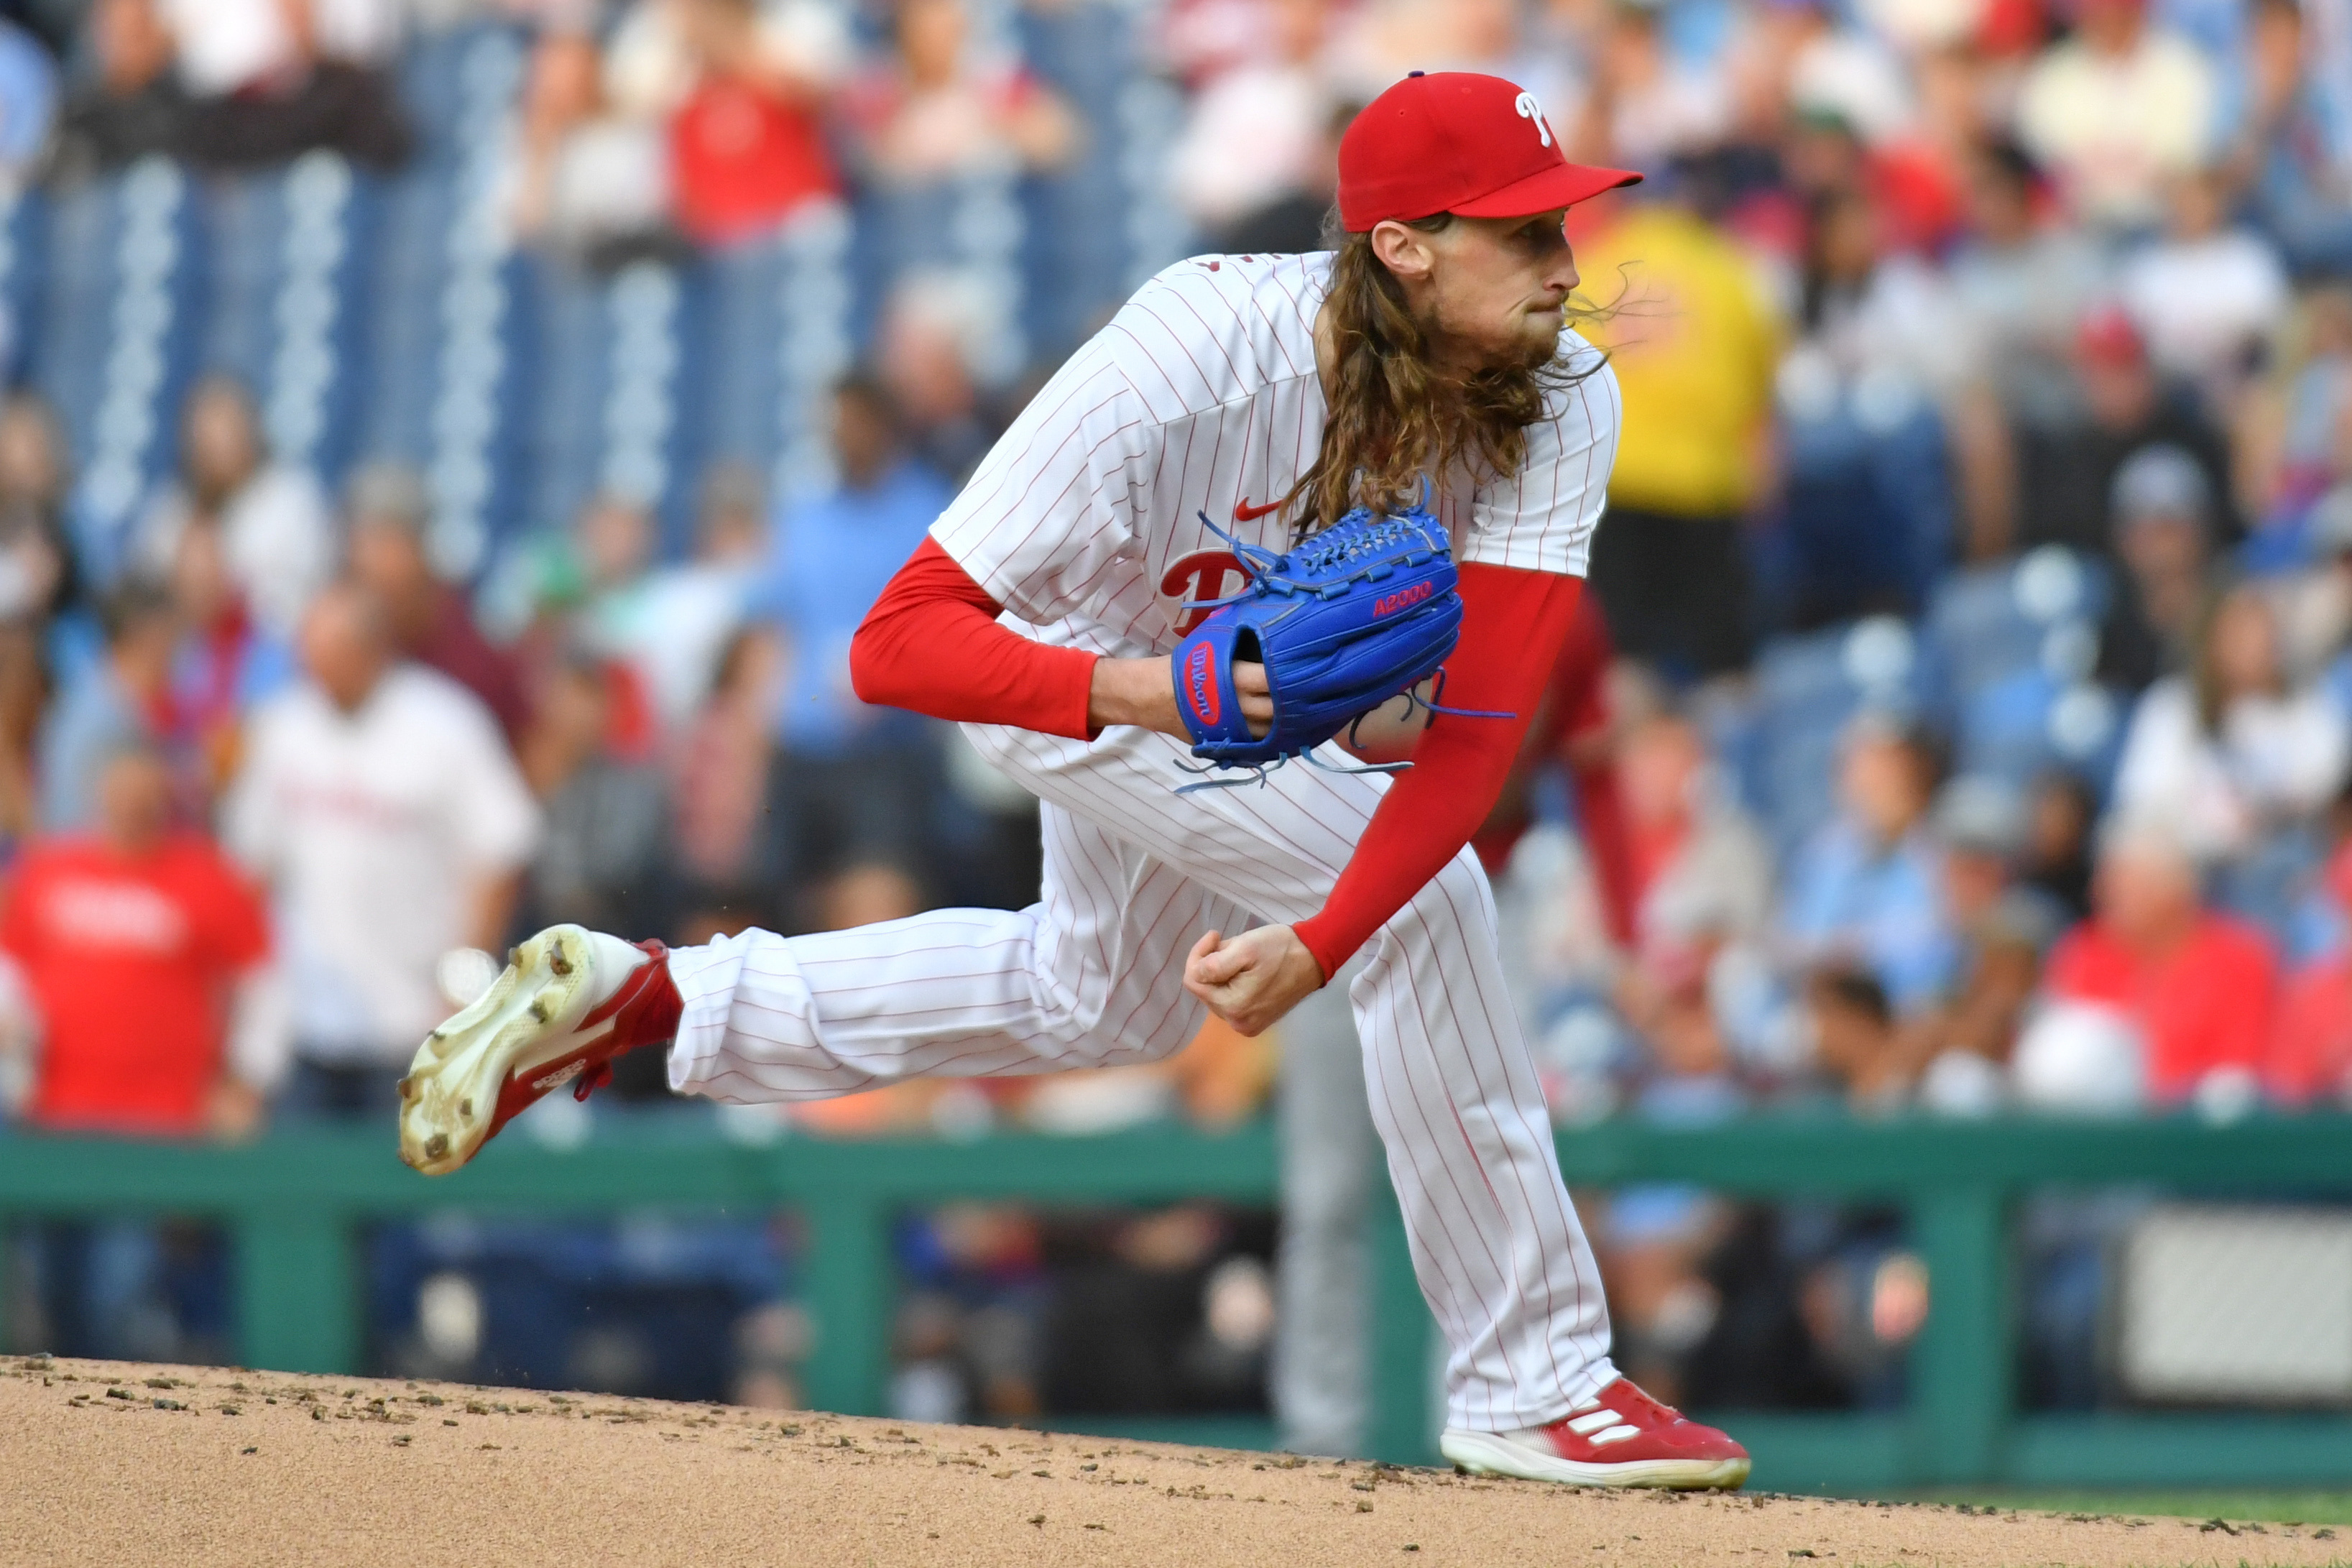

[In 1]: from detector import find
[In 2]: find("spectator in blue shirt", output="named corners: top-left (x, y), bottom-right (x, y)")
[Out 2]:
top-left (751, 374), bottom-right (953, 931)
top-left (1778, 714), bottom-right (1958, 1015)
top-left (38, 584), bottom-right (175, 832)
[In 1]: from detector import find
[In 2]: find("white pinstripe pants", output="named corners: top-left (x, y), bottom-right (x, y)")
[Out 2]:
top-left (665, 722), bottom-right (1617, 1432)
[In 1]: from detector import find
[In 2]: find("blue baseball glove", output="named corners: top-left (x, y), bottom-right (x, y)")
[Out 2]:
top-left (1169, 498), bottom-right (1484, 790)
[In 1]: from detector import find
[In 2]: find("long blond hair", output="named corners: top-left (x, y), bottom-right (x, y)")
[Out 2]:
top-left (1278, 211), bottom-right (1605, 538)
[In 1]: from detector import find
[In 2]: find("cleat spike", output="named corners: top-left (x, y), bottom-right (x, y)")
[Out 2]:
top-left (549, 949), bottom-right (572, 977)
top-left (423, 1133), bottom-right (448, 1159)
top-left (458, 1099), bottom-right (473, 1119)
top-left (507, 947), bottom-right (520, 967)
top-left (397, 1077), bottom-right (412, 1100)
top-left (529, 997), bottom-right (553, 1023)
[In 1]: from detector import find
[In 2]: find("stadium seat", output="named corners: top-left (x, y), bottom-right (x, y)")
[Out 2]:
top-left (1748, 614), bottom-right (1931, 858)
top-left (193, 153), bottom-right (375, 490)
top-left (32, 160), bottom-right (206, 589)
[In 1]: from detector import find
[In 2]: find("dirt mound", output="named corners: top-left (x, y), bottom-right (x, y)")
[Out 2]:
top-left (0, 1357), bottom-right (2335, 1567)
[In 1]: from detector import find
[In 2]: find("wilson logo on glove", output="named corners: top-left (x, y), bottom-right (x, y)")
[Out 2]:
top-left (1184, 642), bottom-right (1221, 725)
top-left (1166, 492), bottom-right (1511, 792)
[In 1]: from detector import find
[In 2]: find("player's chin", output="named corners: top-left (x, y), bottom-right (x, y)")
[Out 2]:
top-left (1499, 310), bottom-right (1566, 367)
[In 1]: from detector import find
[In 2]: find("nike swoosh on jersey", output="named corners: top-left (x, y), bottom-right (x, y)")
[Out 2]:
top-left (1232, 497), bottom-right (1286, 522)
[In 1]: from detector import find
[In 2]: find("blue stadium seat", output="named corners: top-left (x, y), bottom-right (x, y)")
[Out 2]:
top-left (1927, 545), bottom-right (2113, 706)
top-left (1763, 370), bottom-right (1955, 627)
top-left (0, 185), bottom-right (49, 387)
top-left (692, 205), bottom-right (854, 513)
top-left (1019, 0), bottom-right (1148, 355)
top-left (193, 154), bottom-right (376, 490)
top-left (32, 160), bottom-right (207, 588)
top-left (353, 23), bottom-right (532, 577)
top-left (1748, 614), bottom-right (1930, 858)
top-left (1929, 546), bottom-right (2121, 793)
top-left (517, 250), bottom-right (699, 552)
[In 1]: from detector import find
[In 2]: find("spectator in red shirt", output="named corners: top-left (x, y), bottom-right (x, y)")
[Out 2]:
top-left (668, 0), bottom-right (842, 247)
top-left (1, 740), bottom-right (282, 1362)
top-left (1, 741), bottom-right (281, 1137)
top-left (2040, 815), bottom-right (2277, 1104)
top-left (2269, 834), bottom-right (2352, 1107)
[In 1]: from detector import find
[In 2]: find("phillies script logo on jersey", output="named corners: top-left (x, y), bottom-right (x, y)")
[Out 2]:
top-left (1183, 642), bottom-right (1222, 725)
top-left (1160, 550), bottom-right (1248, 635)
top-left (1375, 581), bottom-right (1435, 617)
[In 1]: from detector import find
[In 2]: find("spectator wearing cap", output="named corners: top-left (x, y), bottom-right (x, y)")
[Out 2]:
top-left (223, 581), bottom-right (540, 1119)
top-left (2113, 578), bottom-right (2348, 870)
top-left (38, 584), bottom-right (175, 833)
top-left (2039, 814), bottom-right (2277, 1105)
top-left (345, 462), bottom-right (532, 745)
top-left (1778, 716), bottom-right (1958, 1014)
top-left (2014, 308), bottom-right (2236, 561)
top-left (2016, 0), bottom-right (2218, 232)
top-left (2098, 443), bottom-right (2217, 693)
top-left (1906, 775), bottom-right (2063, 1114)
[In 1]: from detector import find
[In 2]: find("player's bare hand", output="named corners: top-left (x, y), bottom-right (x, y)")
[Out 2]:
top-left (1089, 656), bottom-right (1273, 739)
top-left (1184, 924), bottom-right (1324, 1036)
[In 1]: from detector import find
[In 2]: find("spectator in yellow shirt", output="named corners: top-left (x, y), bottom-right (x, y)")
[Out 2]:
top-left (1576, 187), bottom-right (1781, 679)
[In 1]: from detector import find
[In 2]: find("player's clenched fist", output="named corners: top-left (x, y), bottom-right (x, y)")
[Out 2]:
top-left (1182, 924), bottom-right (1326, 1036)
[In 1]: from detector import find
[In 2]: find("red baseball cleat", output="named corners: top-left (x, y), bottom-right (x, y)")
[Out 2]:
top-left (397, 923), bottom-right (682, 1176)
top-left (1439, 1377), bottom-right (1751, 1490)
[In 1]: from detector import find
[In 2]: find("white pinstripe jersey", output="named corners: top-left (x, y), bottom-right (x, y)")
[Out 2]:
top-left (931, 250), bottom-right (1623, 660)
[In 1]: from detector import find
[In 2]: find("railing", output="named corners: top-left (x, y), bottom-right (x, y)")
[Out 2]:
top-left (3, 1113), bottom-right (2351, 1492)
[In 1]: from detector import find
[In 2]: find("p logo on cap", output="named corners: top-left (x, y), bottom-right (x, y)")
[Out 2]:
top-left (1515, 91), bottom-right (1553, 147)
top-left (1336, 73), bottom-right (1639, 232)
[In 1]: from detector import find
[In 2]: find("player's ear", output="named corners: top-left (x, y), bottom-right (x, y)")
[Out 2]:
top-left (1368, 219), bottom-right (1439, 285)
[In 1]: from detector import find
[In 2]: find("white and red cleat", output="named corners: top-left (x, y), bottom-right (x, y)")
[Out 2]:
top-left (1439, 1377), bottom-right (1751, 1490)
top-left (397, 924), bottom-right (682, 1176)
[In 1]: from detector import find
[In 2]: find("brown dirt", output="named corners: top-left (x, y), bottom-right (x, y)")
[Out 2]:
top-left (0, 1357), bottom-right (2341, 1568)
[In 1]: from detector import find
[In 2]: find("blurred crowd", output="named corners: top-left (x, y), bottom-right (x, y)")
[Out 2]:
top-left (0, 0), bottom-right (2343, 1426)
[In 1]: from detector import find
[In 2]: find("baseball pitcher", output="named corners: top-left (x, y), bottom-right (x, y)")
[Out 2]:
top-left (395, 71), bottom-right (1749, 1489)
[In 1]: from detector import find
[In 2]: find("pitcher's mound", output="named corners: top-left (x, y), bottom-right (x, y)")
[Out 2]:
top-left (0, 1357), bottom-right (2331, 1567)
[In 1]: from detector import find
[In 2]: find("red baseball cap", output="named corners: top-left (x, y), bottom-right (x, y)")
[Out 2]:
top-left (1337, 72), bottom-right (1641, 233)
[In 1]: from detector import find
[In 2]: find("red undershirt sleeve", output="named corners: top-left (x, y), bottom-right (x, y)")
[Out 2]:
top-left (1291, 565), bottom-right (1587, 979)
top-left (849, 537), bottom-right (1099, 739)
